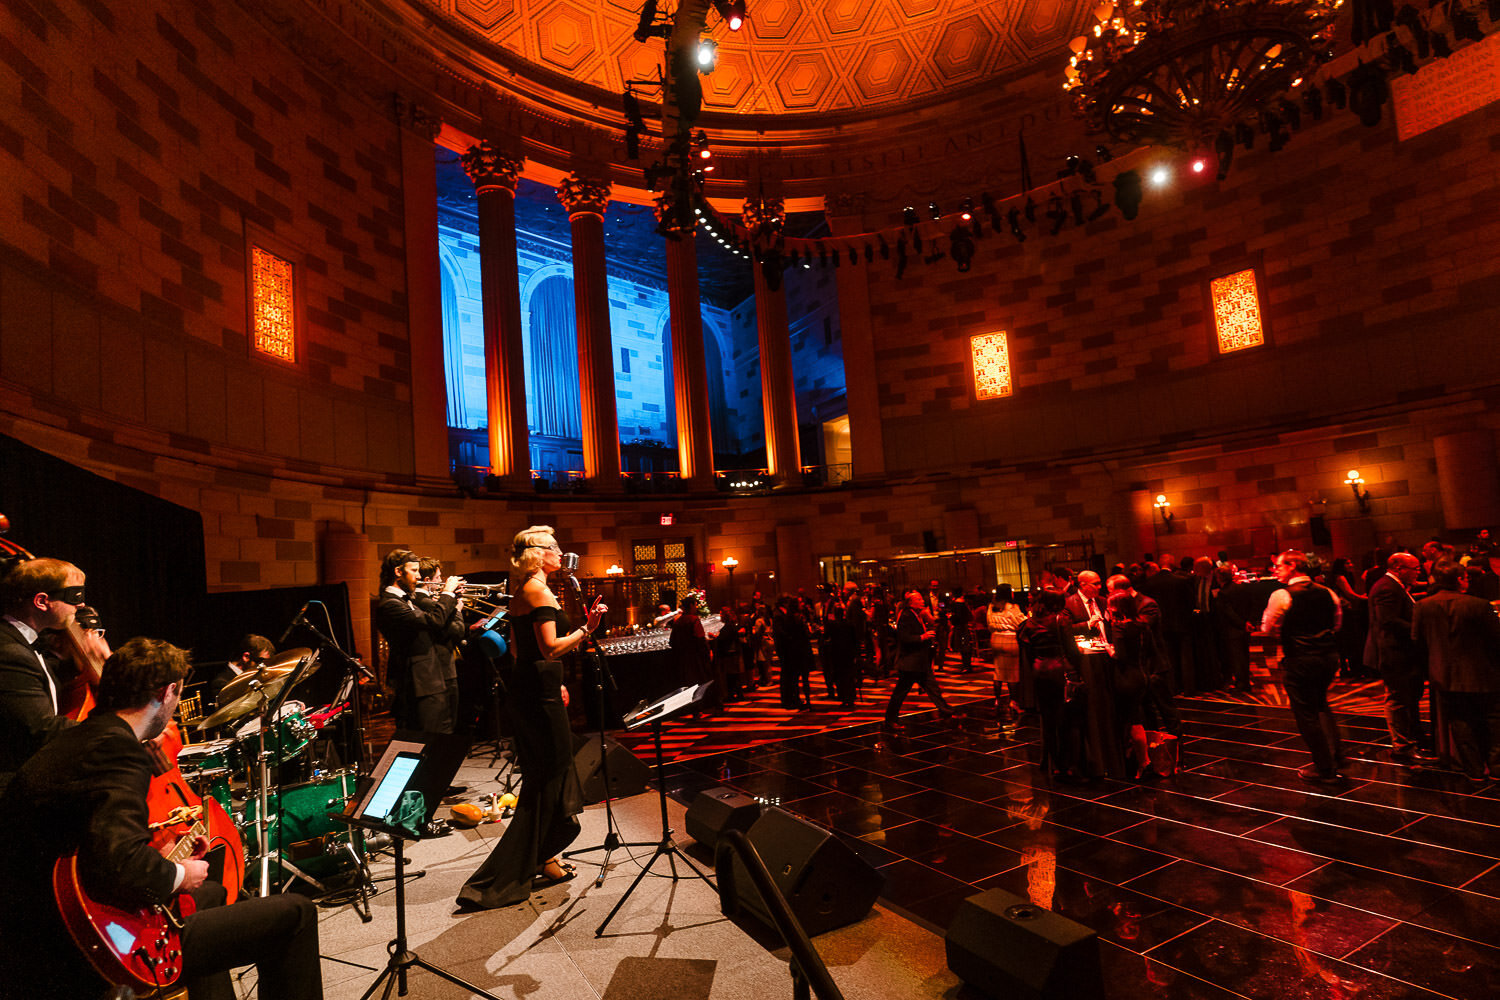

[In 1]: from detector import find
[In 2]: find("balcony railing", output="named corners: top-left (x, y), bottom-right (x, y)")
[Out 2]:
top-left (451, 463), bottom-right (854, 496)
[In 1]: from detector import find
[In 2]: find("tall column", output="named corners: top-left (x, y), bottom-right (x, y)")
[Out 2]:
top-left (747, 197), bottom-right (799, 484)
top-left (664, 233), bottom-right (715, 489)
top-left (558, 174), bottom-right (621, 487)
top-left (394, 99), bottom-right (449, 484)
top-left (460, 142), bottom-right (530, 487)
top-left (827, 198), bottom-right (886, 481)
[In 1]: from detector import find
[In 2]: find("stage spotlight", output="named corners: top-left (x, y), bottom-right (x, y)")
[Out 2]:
top-left (699, 148), bottom-right (713, 160)
top-left (928, 201), bottom-right (941, 220)
top-left (903, 206), bottom-right (918, 226)
top-left (1095, 144), bottom-right (1113, 163)
top-left (960, 197), bottom-right (974, 221)
top-left (1149, 166), bottom-right (1171, 186)
top-left (697, 38), bottom-right (718, 70)
top-left (1007, 208), bottom-right (1026, 242)
top-left (1190, 157), bottom-right (1208, 175)
top-left (950, 225), bottom-right (975, 272)
top-left (712, 0), bottom-right (747, 30)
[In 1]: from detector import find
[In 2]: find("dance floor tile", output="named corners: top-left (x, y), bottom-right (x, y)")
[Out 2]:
top-left (825, 746), bottom-right (934, 776)
top-left (884, 791), bottom-right (1018, 836)
top-left (1179, 722), bottom-right (1301, 747)
top-left (1057, 835), bottom-right (1175, 882)
top-left (893, 882), bottom-right (979, 933)
top-left (979, 865), bottom-right (1211, 953)
top-left (1345, 920), bottom-right (1500, 999)
top-left (1097, 941), bottom-right (1249, 1000)
top-left (1150, 771), bottom-right (1248, 799)
top-left (737, 747), bottom-right (845, 777)
top-left (1113, 818), bottom-right (1326, 885)
top-left (1456, 863), bottom-right (1500, 899)
top-left (1247, 817), bottom-right (1495, 887)
top-left (912, 832), bottom-right (1024, 885)
top-left (1283, 861), bottom-right (1462, 921)
top-left (779, 789), bottom-right (867, 826)
top-left (1125, 860), bottom-right (1396, 958)
top-left (822, 801), bottom-right (920, 837)
top-left (904, 766), bottom-right (1014, 802)
top-left (807, 767), bottom-right (925, 800)
top-left (860, 818), bottom-right (951, 856)
top-left (877, 857), bottom-right (968, 903)
top-left (1100, 785), bottom-right (1281, 835)
top-left (983, 819), bottom-right (1099, 855)
top-left (1342, 782), bottom-right (1500, 826)
top-left (1181, 738), bottom-right (1308, 768)
top-left (1146, 919), bottom-right (1447, 999)
top-left (903, 745), bottom-right (1012, 773)
top-left (722, 770), bottom-right (830, 803)
top-left (1215, 783), bottom-right (1419, 835)
top-left (1047, 800), bottom-right (1154, 836)
top-left (1406, 884), bottom-right (1500, 947)
top-left (1391, 814), bottom-right (1500, 859)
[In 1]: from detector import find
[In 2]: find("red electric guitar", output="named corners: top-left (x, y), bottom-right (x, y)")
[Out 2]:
top-left (51, 852), bottom-right (196, 992)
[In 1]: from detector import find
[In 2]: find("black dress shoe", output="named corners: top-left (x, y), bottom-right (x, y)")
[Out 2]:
top-left (1298, 764), bottom-right (1343, 785)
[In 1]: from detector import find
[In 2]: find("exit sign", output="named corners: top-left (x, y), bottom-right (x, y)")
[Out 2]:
top-left (660, 514), bottom-right (674, 526)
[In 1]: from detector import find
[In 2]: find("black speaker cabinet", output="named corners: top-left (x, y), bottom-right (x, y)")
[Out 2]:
top-left (684, 787), bottom-right (762, 851)
top-left (572, 733), bottom-right (651, 805)
top-left (944, 889), bottom-right (1103, 1000)
top-left (719, 807), bottom-right (883, 937)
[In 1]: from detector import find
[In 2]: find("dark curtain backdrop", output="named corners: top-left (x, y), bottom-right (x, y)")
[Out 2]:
top-left (529, 275), bottom-right (582, 440)
top-left (193, 584), bottom-right (353, 707)
top-left (1, 432), bottom-right (206, 647)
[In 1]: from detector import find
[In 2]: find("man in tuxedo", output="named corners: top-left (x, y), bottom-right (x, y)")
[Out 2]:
top-left (1262, 550), bottom-right (1345, 784)
top-left (1140, 554), bottom-right (1195, 692)
top-left (0, 556), bottom-right (105, 794)
top-left (414, 557), bottom-right (466, 733)
top-left (376, 548), bottom-right (464, 733)
top-left (1366, 551), bottom-right (1437, 765)
top-left (0, 637), bottom-right (321, 1000)
top-left (203, 633), bottom-right (275, 710)
top-left (1064, 571), bottom-right (1111, 644)
top-left (1188, 557), bottom-right (1224, 690)
top-left (884, 589), bottom-right (956, 726)
top-left (1413, 561), bottom-right (1500, 781)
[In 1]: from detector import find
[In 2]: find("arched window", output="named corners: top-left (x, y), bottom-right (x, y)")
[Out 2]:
top-left (527, 275), bottom-right (582, 441)
top-left (439, 259), bottom-right (470, 428)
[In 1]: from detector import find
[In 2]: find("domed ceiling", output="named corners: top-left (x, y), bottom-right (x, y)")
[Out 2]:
top-left (409, 0), bottom-right (1087, 123)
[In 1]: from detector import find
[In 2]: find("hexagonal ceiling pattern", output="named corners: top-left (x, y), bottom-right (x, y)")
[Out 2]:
top-left (410, 0), bottom-right (1085, 120)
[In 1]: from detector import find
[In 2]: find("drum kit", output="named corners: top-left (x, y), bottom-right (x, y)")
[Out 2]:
top-left (182, 646), bottom-right (364, 896)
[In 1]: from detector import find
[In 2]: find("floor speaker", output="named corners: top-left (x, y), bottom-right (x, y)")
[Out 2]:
top-left (572, 733), bottom-right (651, 804)
top-left (684, 787), bottom-right (762, 851)
top-left (719, 807), bottom-right (883, 937)
top-left (944, 888), bottom-right (1103, 1000)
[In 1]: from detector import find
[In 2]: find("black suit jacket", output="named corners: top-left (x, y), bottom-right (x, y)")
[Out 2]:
top-left (1365, 574), bottom-right (1419, 676)
top-left (0, 713), bottom-right (178, 995)
top-left (1063, 593), bottom-right (1112, 643)
top-left (1413, 590), bottom-right (1500, 693)
top-left (0, 619), bottom-right (75, 795)
top-left (377, 589), bottom-right (460, 699)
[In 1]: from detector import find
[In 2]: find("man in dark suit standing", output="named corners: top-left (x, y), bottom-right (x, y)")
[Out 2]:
top-left (1109, 573), bottom-right (1179, 735)
top-left (415, 557), bottom-right (466, 731)
top-left (0, 557), bottom-right (106, 795)
top-left (1366, 551), bottom-right (1437, 765)
top-left (1064, 571), bottom-right (1111, 644)
top-left (1262, 550), bottom-right (1345, 784)
top-left (1140, 554), bottom-right (1196, 692)
top-left (376, 548), bottom-right (465, 734)
top-left (1413, 561), bottom-right (1500, 781)
top-left (0, 636), bottom-right (322, 1000)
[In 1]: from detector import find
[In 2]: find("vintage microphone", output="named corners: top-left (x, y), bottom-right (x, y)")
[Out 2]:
top-left (561, 551), bottom-right (582, 592)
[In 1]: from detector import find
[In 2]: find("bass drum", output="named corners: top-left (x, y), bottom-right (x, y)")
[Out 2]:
top-left (242, 770), bottom-right (360, 883)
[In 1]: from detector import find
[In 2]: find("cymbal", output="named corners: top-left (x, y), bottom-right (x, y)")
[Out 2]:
top-left (197, 679), bottom-right (282, 730)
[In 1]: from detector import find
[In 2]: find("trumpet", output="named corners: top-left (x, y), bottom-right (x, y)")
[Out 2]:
top-left (457, 581), bottom-right (510, 616)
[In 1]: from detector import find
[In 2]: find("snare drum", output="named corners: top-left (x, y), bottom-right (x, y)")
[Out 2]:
top-left (176, 738), bottom-right (240, 815)
top-left (235, 701), bottom-right (315, 766)
top-left (243, 770), bottom-right (360, 881)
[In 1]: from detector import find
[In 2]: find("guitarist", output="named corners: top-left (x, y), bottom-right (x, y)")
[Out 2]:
top-left (0, 556), bottom-right (106, 795)
top-left (0, 637), bottom-right (322, 1000)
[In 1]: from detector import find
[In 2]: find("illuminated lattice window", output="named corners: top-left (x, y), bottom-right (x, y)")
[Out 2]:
top-left (971, 331), bottom-right (1013, 400)
top-left (1210, 269), bottom-right (1264, 354)
top-left (251, 246), bottom-right (296, 362)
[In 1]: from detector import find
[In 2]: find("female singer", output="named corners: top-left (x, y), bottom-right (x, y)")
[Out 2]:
top-left (457, 525), bottom-right (607, 910)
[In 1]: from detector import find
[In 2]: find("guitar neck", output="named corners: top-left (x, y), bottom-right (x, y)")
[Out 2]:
top-left (164, 820), bottom-right (207, 864)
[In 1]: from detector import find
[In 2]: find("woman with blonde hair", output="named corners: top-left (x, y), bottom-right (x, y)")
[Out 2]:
top-left (457, 525), bottom-right (607, 910)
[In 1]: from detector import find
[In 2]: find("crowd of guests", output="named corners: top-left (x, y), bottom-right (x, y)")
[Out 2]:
top-left (667, 530), bottom-right (1500, 788)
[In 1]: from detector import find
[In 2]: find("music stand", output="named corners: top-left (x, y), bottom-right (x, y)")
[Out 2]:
top-left (337, 732), bottom-right (505, 1000)
top-left (594, 682), bottom-right (716, 938)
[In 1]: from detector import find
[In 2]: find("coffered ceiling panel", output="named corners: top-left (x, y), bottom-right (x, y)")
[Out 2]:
top-left (413, 0), bottom-right (1086, 122)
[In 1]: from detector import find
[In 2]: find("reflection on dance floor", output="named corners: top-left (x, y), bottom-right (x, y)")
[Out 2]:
top-left (658, 695), bottom-right (1500, 999)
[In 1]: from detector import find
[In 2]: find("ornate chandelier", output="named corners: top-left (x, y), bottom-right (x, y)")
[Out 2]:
top-left (1064, 0), bottom-right (1344, 149)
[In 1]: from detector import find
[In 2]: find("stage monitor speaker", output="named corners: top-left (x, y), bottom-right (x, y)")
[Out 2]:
top-left (573, 733), bottom-right (651, 805)
top-left (719, 807), bottom-right (883, 937)
top-left (944, 888), bottom-right (1103, 1000)
top-left (685, 787), bottom-right (762, 851)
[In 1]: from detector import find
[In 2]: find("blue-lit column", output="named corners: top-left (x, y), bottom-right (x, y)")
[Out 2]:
top-left (748, 196), bottom-right (799, 485)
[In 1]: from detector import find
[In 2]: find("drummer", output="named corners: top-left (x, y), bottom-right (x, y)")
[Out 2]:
top-left (205, 634), bottom-right (275, 711)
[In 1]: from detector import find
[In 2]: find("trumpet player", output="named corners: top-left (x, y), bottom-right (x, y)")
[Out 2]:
top-left (377, 549), bottom-right (464, 736)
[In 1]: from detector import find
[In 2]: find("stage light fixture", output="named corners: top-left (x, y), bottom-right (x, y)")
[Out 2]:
top-left (928, 201), bottom-right (941, 220)
top-left (697, 38), bottom-right (718, 70)
top-left (903, 206), bottom-right (918, 226)
top-left (633, 0), bottom-right (667, 42)
top-left (1191, 157), bottom-right (1208, 174)
top-left (712, 0), bottom-right (747, 30)
top-left (1095, 144), bottom-right (1113, 163)
top-left (1149, 166), bottom-right (1171, 186)
top-left (960, 197), bottom-right (974, 221)
top-left (1007, 208), bottom-right (1025, 242)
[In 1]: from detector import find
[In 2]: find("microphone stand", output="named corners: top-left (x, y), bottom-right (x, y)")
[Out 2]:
top-left (562, 630), bottom-right (657, 886)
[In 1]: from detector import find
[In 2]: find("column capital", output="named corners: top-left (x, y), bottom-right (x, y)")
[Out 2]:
top-left (390, 92), bottom-right (441, 139)
top-left (742, 194), bottom-right (786, 245)
top-left (557, 173), bottom-right (612, 218)
top-left (461, 141), bottom-right (523, 195)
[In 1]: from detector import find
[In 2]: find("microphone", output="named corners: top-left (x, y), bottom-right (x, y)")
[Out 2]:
top-left (561, 551), bottom-right (582, 592)
top-left (278, 602), bottom-right (310, 646)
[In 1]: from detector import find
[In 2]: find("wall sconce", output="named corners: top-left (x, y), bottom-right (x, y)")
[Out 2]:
top-left (1154, 493), bottom-right (1175, 533)
top-left (723, 556), bottom-right (739, 598)
top-left (606, 564), bottom-right (624, 576)
top-left (1344, 470), bottom-right (1371, 513)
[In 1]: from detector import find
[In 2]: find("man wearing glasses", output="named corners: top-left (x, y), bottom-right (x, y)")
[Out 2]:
top-left (0, 557), bottom-right (106, 794)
